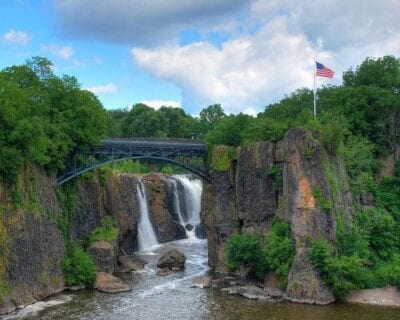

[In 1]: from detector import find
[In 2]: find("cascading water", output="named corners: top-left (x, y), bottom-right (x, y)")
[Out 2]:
top-left (137, 180), bottom-right (159, 252)
top-left (171, 175), bottom-right (203, 239)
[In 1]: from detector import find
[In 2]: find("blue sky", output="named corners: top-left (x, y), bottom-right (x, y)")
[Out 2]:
top-left (1, 0), bottom-right (399, 115)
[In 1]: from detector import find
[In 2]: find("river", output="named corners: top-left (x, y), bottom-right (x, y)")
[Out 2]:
top-left (4, 238), bottom-right (400, 320)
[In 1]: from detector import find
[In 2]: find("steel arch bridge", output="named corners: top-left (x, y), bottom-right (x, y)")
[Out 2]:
top-left (56, 138), bottom-right (210, 185)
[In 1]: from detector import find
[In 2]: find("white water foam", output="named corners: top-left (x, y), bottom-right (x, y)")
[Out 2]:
top-left (171, 175), bottom-right (203, 239)
top-left (137, 180), bottom-right (159, 252)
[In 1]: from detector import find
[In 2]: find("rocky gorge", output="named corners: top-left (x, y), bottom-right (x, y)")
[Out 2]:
top-left (0, 169), bottom-right (203, 315)
top-left (1, 127), bottom-right (400, 317)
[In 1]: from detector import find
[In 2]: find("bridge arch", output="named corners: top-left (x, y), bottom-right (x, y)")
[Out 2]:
top-left (57, 156), bottom-right (210, 185)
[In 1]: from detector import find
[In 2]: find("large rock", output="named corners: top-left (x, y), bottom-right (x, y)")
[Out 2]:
top-left (118, 255), bottom-right (146, 272)
top-left (280, 129), bottom-right (335, 304)
top-left (93, 272), bottom-right (131, 293)
top-left (194, 224), bottom-right (207, 239)
top-left (143, 174), bottom-right (187, 242)
top-left (89, 241), bottom-right (116, 274)
top-left (191, 276), bottom-right (212, 288)
top-left (221, 286), bottom-right (272, 301)
top-left (157, 249), bottom-right (186, 270)
top-left (202, 129), bottom-right (353, 304)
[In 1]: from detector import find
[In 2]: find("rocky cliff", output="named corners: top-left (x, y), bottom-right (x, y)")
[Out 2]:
top-left (202, 128), bottom-right (353, 304)
top-left (0, 169), bottom-right (188, 315)
top-left (0, 167), bottom-right (65, 314)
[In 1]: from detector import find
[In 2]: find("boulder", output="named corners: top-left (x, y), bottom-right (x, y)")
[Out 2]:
top-left (185, 223), bottom-right (194, 231)
top-left (194, 224), bottom-right (207, 239)
top-left (221, 285), bottom-right (272, 301)
top-left (118, 255), bottom-right (146, 272)
top-left (94, 272), bottom-right (131, 293)
top-left (89, 241), bottom-right (116, 274)
top-left (156, 249), bottom-right (186, 270)
top-left (157, 268), bottom-right (172, 276)
top-left (191, 276), bottom-right (212, 288)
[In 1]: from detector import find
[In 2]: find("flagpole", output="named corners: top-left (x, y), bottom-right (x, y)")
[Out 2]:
top-left (313, 61), bottom-right (317, 119)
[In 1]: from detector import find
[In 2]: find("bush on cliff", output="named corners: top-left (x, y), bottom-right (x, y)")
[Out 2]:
top-left (310, 239), bottom-right (372, 299)
top-left (90, 216), bottom-right (118, 244)
top-left (227, 233), bottom-right (266, 279)
top-left (62, 244), bottom-right (97, 287)
top-left (227, 218), bottom-right (295, 284)
top-left (264, 217), bottom-right (295, 288)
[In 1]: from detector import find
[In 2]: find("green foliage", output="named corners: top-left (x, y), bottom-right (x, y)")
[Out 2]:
top-left (0, 57), bottom-right (107, 184)
top-left (161, 165), bottom-right (174, 175)
top-left (375, 162), bottom-right (400, 222)
top-left (374, 254), bottom-right (400, 288)
top-left (312, 187), bottom-right (332, 213)
top-left (226, 218), bottom-right (295, 285)
top-left (227, 233), bottom-right (266, 279)
top-left (90, 216), bottom-right (118, 243)
top-left (355, 208), bottom-right (397, 262)
top-left (210, 146), bottom-right (233, 171)
top-left (56, 184), bottom-right (77, 240)
top-left (61, 243), bottom-right (97, 287)
top-left (264, 217), bottom-right (295, 288)
top-left (111, 160), bottom-right (151, 174)
top-left (310, 239), bottom-right (371, 299)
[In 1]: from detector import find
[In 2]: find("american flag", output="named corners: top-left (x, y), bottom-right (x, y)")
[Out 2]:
top-left (315, 62), bottom-right (334, 78)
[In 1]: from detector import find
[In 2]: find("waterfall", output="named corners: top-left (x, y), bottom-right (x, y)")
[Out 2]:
top-left (171, 175), bottom-right (203, 239)
top-left (137, 180), bottom-right (159, 252)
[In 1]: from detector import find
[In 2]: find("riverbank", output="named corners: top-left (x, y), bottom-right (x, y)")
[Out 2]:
top-left (4, 239), bottom-right (400, 320)
top-left (345, 286), bottom-right (400, 308)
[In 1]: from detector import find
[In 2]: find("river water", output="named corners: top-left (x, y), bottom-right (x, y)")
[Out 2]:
top-left (4, 238), bottom-right (400, 320)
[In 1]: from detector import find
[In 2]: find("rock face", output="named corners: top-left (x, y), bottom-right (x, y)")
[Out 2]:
top-left (157, 249), bottom-right (186, 270)
top-left (143, 173), bottom-right (186, 242)
top-left (89, 241), bottom-right (116, 274)
top-left (0, 167), bottom-right (65, 315)
top-left (0, 170), bottom-right (191, 315)
top-left (93, 272), bottom-right (131, 293)
top-left (203, 128), bottom-right (352, 304)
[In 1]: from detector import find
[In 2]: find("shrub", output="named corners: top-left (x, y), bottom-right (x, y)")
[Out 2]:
top-left (265, 217), bottom-right (295, 288)
top-left (310, 239), bottom-right (372, 299)
top-left (356, 208), bottom-right (397, 262)
top-left (227, 233), bottom-right (265, 279)
top-left (211, 145), bottom-right (232, 171)
top-left (374, 254), bottom-right (400, 288)
top-left (90, 216), bottom-right (118, 243)
top-left (61, 244), bottom-right (97, 286)
top-left (312, 187), bottom-right (332, 213)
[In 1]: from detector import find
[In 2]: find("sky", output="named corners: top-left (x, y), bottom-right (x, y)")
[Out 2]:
top-left (1, 0), bottom-right (399, 116)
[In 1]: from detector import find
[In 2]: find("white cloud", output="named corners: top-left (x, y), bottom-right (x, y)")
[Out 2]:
top-left (250, 0), bottom-right (400, 50)
top-left (131, 1), bottom-right (400, 114)
top-left (2, 29), bottom-right (31, 45)
top-left (42, 44), bottom-right (74, 60)
top-left (84, 83), bottom-right (118, 94)
top-left (141, 100), bottom-right (181, 110)
top-left (133, 18), bottom-right (329, 114)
